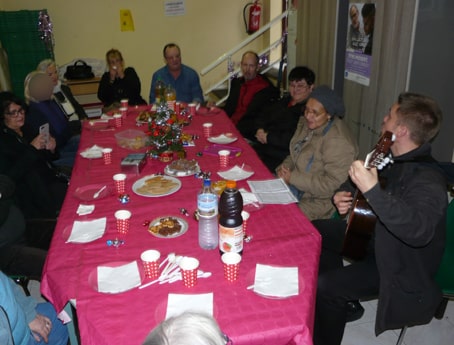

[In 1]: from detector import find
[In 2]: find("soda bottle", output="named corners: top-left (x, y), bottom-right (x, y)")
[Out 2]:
top-left (197, 179), bottom-right (218, 250)
top-left (154, 78), bottom-right (165, 104)
top-left (218, 180), bottom-right (243, 255)
top-left (165, 84), bottom-right (176, 111)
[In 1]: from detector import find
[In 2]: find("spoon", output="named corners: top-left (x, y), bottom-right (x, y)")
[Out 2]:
top-left (93, 185), bottom-right (106, 199)
top-left (159, 252), bottom-right (174, 269)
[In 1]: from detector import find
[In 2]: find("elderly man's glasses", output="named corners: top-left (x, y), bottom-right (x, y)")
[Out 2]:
top-left (5, 108), bottom-right (25, 117)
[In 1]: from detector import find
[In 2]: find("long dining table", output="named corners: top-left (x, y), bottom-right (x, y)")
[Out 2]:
top-left (40, 105), bottom-right (321, 345)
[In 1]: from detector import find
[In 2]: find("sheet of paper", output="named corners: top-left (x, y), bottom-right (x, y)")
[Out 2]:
top-left (97, 261), bottom-right (141, 293)
top-left (254, 264), bottom-right (299, 298)
top-left (247, 179), bottom-right (298, 204)
top-left (166, 293), bottom-right (213, 319)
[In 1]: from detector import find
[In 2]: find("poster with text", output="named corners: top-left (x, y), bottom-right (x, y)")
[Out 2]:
top-left (344, 2), bottom-right (375, 86)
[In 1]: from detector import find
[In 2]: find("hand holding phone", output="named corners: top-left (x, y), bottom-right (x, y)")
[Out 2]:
top-left (39, 123), bottom-right (50, 147)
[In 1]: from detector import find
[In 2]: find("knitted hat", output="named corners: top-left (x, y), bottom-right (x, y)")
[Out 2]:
top-left (310, 85), bottom-right (345, 118)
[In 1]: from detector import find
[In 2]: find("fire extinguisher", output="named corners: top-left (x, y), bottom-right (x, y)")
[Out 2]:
top-left (243, 1), bottom-right (261, 35)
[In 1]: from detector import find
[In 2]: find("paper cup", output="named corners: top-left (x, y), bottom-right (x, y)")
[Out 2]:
top-left (222, 252), bottom-right (242, 282)
top-left (242, 210), bottom-right (250, 236)
top-left (102, 148), bottom-right (113, 165)
top-left (218, 150), bottom-right (230, 168)
top-left (120, 99), bottom-right (129, 108)
top-left (202, 122), bottom-right (213, 138)
top-left (188, 103), bottom-right (197, 116)
top-left (113, 173), bottom-right (126, 194)
top-left (179, 257), bottom-right (200, 287)
top-left (115, 210), bottom-right (131, 234)
top-left (141, 249), bottom-right (161, 279)
top-left (113, 114), bottom-right (122, 128)
top-left (175, 102), bottom-right (181, 115)
top-left (119, 107), bottom-right (128, 118)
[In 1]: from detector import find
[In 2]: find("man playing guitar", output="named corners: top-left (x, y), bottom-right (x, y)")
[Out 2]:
top-left (312, 93), bottom-right (448, 345)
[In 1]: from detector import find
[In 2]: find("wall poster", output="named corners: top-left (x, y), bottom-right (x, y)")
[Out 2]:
top-left (344, 2), bottom-right (375, 86)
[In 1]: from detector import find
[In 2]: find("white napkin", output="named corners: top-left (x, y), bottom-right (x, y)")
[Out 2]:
top-left (166, 293), bottom-right (213, 319)
top-left (217, 165), bottom-right (254, 181)
top-left (253, 264), bottom-right (299, 298)
top-left (66, 217), bottom-right (106, 243)
top-left (80, 145), bottom-right (103, 159)
top-left (208, 134), bottom-right (237, 144)
top-left (97, 261), bottom-right (141, 293)
top-left (76, 204), bottom-right (95, 216)
top-left (239, 188), bottom-right (259, 205)
top-left (100, 114), bottom-right (113, 120)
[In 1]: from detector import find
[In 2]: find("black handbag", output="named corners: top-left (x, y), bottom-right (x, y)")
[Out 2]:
top-left (64, 60), bottom-right (94, 80)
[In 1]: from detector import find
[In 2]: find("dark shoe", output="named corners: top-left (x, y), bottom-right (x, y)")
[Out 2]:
top-left (346, 300), bottom-right (365, 322)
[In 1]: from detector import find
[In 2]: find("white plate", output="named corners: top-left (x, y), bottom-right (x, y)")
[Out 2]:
top-left (132, 175), bottom-right (181, 197)
top-left (80, 146), bottom-right (103, 159)
top-left (217, 165), bottom-right (254, 181)
top-left (207, 134), bottom-right (238, 144)
top-left (147, 216), bottom-right (188, 238)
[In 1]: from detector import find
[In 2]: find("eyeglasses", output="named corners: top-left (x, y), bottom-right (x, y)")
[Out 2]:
top-left (5, 108), bottom-right (25, 117)
top-left (304, 108), bottom-right (326, 118)
top-left (289, 82), bottom-right (309, 90)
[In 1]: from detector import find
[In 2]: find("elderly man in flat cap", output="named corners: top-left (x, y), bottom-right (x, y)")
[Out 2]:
top-left (277, 85), bottom-right (358, 220)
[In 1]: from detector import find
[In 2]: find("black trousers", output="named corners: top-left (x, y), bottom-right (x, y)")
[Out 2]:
top-left (312, 219), bottom-right (380, 345)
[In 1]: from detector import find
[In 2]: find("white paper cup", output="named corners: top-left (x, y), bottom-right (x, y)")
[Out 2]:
top-left (221, 252), bottom-right (242, 281)
top-left (188, 103), bottom-right (197, 116)
top-left (113, 114), bottom-right (122, 128)
top-left (102, 148), bottom-right (113, 165)
top-left (242, 210), bottom-right (250, 235)
top-left (119, 107), bottom-right (128, 117)
top-left (120, 99), bottom-right (129, 108)
top-left (202, 122), bottom-right (213, 138)
top-left (179, 257), bottom-right (200, 287)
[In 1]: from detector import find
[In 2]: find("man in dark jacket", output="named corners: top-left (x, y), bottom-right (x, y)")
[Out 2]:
top-left (312, 92), bottom-right (447, 345)
top-left (223, 51), bottom-right (278, 140)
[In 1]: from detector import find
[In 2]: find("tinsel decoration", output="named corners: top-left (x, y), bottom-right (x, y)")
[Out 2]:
top-left (38, 10), bottom-right (55, 57)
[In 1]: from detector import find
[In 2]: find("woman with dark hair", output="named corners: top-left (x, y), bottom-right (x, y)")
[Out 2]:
top-left (97, 48), bottom-right (146, 108)
top-left (253, 66), bottom-right (316, 171)
top-left (0, 92), bottom-right (67, 219)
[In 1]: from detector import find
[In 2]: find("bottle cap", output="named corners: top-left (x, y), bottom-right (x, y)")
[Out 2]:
top-left (226, 180), bottom-right (236, 189)
top-left (203, 179), bottom-right (211, 187)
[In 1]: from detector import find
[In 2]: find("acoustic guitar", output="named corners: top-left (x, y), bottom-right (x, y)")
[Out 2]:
top-left (341, 131), bottom-right (395, 260)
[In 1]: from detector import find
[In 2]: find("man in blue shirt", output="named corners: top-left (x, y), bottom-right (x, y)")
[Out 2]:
top-left (149, 43), bottom-right (204, 104)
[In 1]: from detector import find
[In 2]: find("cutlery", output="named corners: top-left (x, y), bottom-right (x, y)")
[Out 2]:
top-left (93, 185), bottom-right (107, 199)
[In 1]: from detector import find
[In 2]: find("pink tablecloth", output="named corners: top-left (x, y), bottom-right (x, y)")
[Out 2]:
top-left (41, 106), bottom-right (321, 345)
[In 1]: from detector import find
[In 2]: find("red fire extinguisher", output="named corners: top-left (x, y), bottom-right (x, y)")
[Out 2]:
top-left (243, 1), bottom-right (261, 35)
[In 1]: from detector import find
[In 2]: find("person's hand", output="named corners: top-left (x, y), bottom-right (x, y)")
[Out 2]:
top-left (205, 101), bottom-right (216, 108)
top-left (30, 134), bottom-right (46, 150)
top-left (46, 136), bottom-right (57, 152)
top-left (29, 314), bottom-right (52, 343)
top-left (277, 165), bottom-right (291, 184)
top-left (333, 191), bottom-right (353, 216)
top-left (255, 129), bottom-right (268, 144)
top-left (349, 160), bottom-right (378, 194)
top-left (109, 66), bottom-right (118, 81)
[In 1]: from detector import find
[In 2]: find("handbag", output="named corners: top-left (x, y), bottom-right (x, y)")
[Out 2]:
top-left (64, 60), bottom-right (94, 80)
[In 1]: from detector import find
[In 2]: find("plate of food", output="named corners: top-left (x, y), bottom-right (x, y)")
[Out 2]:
top-left (136, 110), bottom-right (155, 124)
top-left (207, 133), bottom-right (238, 144)
top-left (147, 216), bottom-right (188, 238)
top-left (132, 175), bottom-right (181, 197)
top-left (164, 159), bottom-right (201, 177)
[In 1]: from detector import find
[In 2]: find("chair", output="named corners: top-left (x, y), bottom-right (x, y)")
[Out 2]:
top-left (396, 199), bottom-right (454, 345)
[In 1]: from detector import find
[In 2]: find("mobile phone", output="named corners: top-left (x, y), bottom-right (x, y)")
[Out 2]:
top-left (39, 123), bottom-right (50, 146)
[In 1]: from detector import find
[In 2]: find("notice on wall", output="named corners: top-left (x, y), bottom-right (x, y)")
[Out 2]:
top-left (344, 2), bottom-right (376, 86)
top-left (120, 9), bottom-right (135, 32)
top-left (165, 1), bottom-right (186, 16)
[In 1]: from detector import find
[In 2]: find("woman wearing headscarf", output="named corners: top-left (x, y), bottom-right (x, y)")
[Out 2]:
top-left (276, 85), bottom-right (358, 220)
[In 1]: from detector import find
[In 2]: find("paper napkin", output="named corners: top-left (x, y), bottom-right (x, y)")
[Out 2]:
top-left (217, 165), bottom-right (254, 181)
top-left (166, 293), bottom-right (213, 319)
top-left (253, 264), bottom-right (299, 298)
top-left (239, 188), bottom-right (259, 205)
top-left (76, 204), bottom-right (95, 216)
top-left (97, 261), bottom-right (141, 293)
top-left (66, 217), bottom-right (106, 243)
top-left (80, 145), bottom-right (104, 159)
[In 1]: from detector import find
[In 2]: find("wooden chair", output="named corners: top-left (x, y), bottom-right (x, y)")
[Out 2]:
top-left (396, 199), bottom-right (454, 344)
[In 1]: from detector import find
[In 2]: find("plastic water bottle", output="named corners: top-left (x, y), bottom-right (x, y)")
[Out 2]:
top-left (198, 179), bottom-right (218, 250)
top-left (154, 78), bottom-right (165, 104)
top-left (165, 84), bottom-right (176, 111)
top-left (218, 180), bottom-right (244, 255)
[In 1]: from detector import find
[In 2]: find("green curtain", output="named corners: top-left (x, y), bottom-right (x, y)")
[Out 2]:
top-left (0, 9), bottom-right (53, 98)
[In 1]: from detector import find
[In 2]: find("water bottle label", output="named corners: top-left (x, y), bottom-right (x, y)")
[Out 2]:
top-left (219, 224), bottom-right (243, 253)
top-left (198, 194), bottom-right (218, 216)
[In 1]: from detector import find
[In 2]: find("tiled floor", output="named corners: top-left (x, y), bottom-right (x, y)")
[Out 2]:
top-left (343, 299), bottom-right (454, 345)
top-left (29, 280), bottom-right (453, 344)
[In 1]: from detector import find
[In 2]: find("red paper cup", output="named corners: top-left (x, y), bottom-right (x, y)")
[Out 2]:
top-left (113, 173), bottom-right (126, 194)
top-left (188, 103), bottom-right (196, 116)
top-left (179, 257), bottom-right (199, 288)
top-left (115, 210), bottom-right (131, 234)
top-left (218, 150), bottom-right (230, 168)
top-left (102, 148), bottom-right (113, 165)
top-left (120, 99), bottom-right (129, 108)
top-left (113, 114), bottom-right (122, 128)
top-left (141, 249), bottom-right (161, 279)
top-left (222, 252), bottom-right (242, 282)
top-left (203, 122), bottom-right (213, 138)
top-left (241, 210), bottom-right (250, 236)
top-left (119, 107), bottom-right (128, 118)
top-left (175, 102), bottom-right (181, 115)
